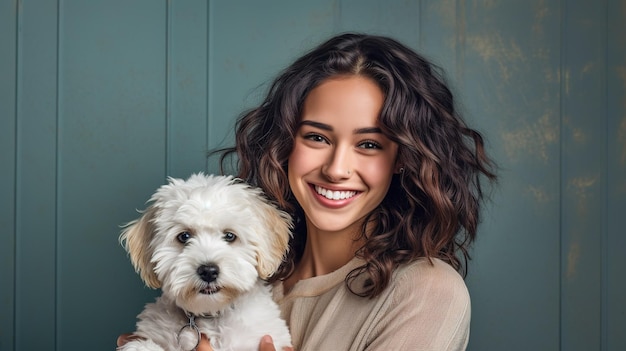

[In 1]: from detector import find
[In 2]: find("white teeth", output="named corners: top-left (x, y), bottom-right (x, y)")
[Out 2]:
top-left (315, 185), bottom-right (357, 200)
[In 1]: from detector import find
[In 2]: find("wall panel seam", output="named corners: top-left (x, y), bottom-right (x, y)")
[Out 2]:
top-left (166, 0), bottom-right (171, 177)
top-left (13, 0), bottom-right (22, 347)
top-left (601, 0), bottom-right (609, 349)
top-left (558, 0), bottom-right (566, 349)
top-left (206, 0), bottom-right (211, 171)
top-left (12, 0), bottom-right (20, 348)
top-left (54, 0), bottom-right (61, 349)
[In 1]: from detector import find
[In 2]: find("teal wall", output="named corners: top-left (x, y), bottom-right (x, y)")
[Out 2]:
top-left (1, 0), bottom-right (625, 350)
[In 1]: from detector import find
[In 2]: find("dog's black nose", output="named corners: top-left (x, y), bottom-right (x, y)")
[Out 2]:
top-left (197, 263), bottom-right (220, 282)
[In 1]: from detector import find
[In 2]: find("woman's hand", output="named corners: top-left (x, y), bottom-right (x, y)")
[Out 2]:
top-left (259, 335), bottom-right (294, 351)
top-left (192, 334), bottom-right (293, 351)
top-left (116, 333), bottom-right (213, 350)
top-left (196, 334), bottom-right (212, 351)
top-left (116, 333), bottom-right (140, 346)
top-left (117, 333), bottom-right (292, 351)
top-left (117, 334), bottom-right (213, 351)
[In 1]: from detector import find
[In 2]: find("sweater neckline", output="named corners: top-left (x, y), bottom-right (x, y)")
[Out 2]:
top-left (277, 256), bottom-right (365, 299)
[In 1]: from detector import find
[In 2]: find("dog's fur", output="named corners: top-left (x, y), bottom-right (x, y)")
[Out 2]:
top-left (118, 174), bottom-right (292, 351)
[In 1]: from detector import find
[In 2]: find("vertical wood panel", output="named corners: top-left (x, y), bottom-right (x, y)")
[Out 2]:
top-left (336, 0), bottom-right (420, 47)
top-left (56, 0), bottom-right (167, 348)
top-left (0, 0), bottom-right (17, 350)
top-left (167, 0), bottom-right (209, 178)
top-left (208, 0), bottom-right (337, 174)
top-left (462, 1), bottom-right (561, 350)
top-left (15, 0), bottom-right (59, 349)
top-left (419, 0), bottom-right (459, 83)
top-left (560, 0), bottom-right (607, 350)
top-left (607, 0), bottom-right (626, 349)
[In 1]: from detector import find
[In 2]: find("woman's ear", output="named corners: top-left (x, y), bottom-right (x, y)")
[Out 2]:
top-left (119, 206), bottom-right (161, 289)
top-left (394, 164), bottom-right (405, 174)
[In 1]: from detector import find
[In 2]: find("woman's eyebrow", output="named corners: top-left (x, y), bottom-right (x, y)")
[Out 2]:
top-left (300, 120), bottom-right (382, 135)
top-left (354, 127), bottom-right (382, 134)
top-left (299, 120), bottom-right (332, 131)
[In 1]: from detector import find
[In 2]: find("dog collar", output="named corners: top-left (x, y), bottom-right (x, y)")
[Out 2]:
top-left (177, 308), bottom-right (229, 351)
top-left (177, 310), bottom-right (202, 351)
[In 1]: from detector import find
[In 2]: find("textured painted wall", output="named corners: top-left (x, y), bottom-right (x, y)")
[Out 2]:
top-left (1, 0), bottom-right (624, 350)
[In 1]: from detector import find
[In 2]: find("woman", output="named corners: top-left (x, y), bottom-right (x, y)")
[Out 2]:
top-left (119, 32), bottom-right (496, 351)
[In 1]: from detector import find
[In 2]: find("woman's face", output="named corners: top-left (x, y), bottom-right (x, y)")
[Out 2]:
top-left (288, 75), bottom-right (399, 234)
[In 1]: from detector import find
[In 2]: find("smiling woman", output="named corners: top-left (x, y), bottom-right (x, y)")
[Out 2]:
top-left (288, 76), bottom-right (399, 238)
top-left (213, 32), bottom-right (497, 351)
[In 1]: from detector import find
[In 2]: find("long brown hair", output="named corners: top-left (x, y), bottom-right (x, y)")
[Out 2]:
top-left (217, 33), bottom-right (497, 297)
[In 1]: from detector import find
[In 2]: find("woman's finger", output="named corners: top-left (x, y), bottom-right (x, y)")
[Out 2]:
top-left (259, 335), bottom-right (277, 351)
top-left (116, 333), bottom-right (142, 347)
top-left (196, 334), bottom-right (213, 351)
top-left (258, 335), bottom-right (293, 351)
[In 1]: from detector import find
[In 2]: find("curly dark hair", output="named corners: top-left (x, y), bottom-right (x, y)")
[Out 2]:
top-left (217, 33), bottom-right (497, 298)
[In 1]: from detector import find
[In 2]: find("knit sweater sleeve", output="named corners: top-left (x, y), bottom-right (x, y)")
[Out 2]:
top-left (364, 259), bottom-right (471, 351)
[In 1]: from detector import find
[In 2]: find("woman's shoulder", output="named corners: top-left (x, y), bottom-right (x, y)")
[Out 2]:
top-left (391, 258), bottom-right (470, 306)
top-left (396, 257), bottom-right (466, 283)
top-left (361, 258), bottom-right (471, 350)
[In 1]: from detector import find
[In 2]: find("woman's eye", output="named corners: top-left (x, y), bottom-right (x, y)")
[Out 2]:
top-left (177, 231), bottom-right (192, 244)
top-left (358, 140), bottom-right (382, 149)
top-left (223, 231), bottom-right (237, 243)
top-left (304, 133), bottom-right (328, 144)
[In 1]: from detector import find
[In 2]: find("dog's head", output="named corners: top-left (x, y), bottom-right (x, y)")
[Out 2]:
top-left (119, 173), bottom-right (292, 314)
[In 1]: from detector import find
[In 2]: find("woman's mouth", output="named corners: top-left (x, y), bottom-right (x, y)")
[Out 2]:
top-left (314, 185), bottom-right (358, 200)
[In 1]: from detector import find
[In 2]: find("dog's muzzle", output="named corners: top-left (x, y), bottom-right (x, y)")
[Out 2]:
top-left (197, 263), bottom-right (219, 282)
top-left (197, 263), bottom-right (222, 295)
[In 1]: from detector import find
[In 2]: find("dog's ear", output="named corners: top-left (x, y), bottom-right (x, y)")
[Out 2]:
top-left (119, 205), bottom-right (161, 289)
top-left (254, 202), bottom-right (293, 280)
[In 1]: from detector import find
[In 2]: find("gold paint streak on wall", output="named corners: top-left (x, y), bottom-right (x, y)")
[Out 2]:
top-left (431, 0), bottom-right (456, 26)
top-left (544, 67), bottom-right (557, 83)
top-left (569, 176), bottom-right (597, 193)
top-left (564, 68), bottom-right (571, 96)
top-left (501, 112), bottom-right (558, 162)
top-left (526, 185), bottom-right (552, 203)
top-left (568, 175), bottom-right (599, 216)
top-left (581, 62), bottom-right (595, 75)
top-left (572, 127), bottom-right (586, 143)
top-left (532, 0), bottom-right (549, 35)
top-left (566, 241), bottom-right (580, 279)
top-left (471, 0), bottom-right (498, 10)
top-left (466, 33), bottom-right (526, 82)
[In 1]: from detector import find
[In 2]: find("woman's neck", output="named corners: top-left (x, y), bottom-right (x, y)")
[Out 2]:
top-left (283, 221), bottom-right (366, 292)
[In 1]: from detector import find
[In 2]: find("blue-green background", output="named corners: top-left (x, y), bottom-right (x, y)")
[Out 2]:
top-left (1, 1), bottom-right (625, 350)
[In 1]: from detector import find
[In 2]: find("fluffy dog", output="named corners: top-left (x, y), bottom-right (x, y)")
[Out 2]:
top-left (118, 173), bottom-right (293, 351)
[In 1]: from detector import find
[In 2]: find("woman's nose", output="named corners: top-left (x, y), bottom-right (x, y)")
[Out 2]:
top-left (322, 146), bottom-right (352, 181)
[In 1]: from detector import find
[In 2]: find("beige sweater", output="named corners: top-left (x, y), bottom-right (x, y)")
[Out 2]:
top-left (273, 257), bottom-right (470, 351)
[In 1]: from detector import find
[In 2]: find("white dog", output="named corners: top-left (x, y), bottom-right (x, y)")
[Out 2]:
top-left (118, 173), bottom-right (293, 351)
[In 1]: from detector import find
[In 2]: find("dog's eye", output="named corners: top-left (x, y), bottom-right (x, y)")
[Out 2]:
top-left (223, 231), bottom-right (237, 243)
top-left (177, 231), bottom-right (192, 244)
